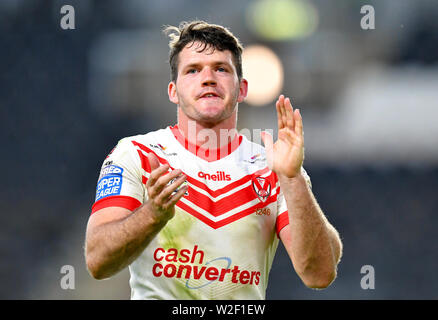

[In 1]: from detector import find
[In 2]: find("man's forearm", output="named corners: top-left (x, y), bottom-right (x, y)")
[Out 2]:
top-left (85, 202), bottom-right (169, 280)
top-left (280, 173), bottom-right (342, 288)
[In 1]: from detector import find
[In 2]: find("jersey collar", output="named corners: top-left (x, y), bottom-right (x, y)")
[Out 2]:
top-left (169, 124), bottom-right (243, 162)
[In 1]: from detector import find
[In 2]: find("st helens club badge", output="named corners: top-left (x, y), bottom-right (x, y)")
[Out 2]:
top-left (252, 176), bottom-right (271, 202)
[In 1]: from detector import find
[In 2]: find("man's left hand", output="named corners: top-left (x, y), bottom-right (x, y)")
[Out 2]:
top-left (261, 95), bottom-right (304, 179)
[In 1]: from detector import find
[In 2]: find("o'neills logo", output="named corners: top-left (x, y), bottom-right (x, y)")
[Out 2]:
top-left (152, 245), bottom-right (260, 289)
top-left (198, 171), bottom-right (231, 181)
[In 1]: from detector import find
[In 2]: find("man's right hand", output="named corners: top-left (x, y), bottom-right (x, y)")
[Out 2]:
top-left (145, 152), bottom-right (187, 223)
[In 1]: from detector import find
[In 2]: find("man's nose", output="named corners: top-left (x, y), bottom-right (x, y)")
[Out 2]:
top-left (201, 68), bottom-right (217, 86)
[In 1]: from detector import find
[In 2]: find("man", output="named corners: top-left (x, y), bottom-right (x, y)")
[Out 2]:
top-left (85, 20), bottom-right (342, 300)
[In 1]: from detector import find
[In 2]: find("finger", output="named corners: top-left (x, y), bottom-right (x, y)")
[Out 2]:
top-left (155, 174), bottom-right (187, 205)
top-left (148, 168), bottom-right (182, 198)
top-left (294, 109), bottom-right (303, 138)
top-left (146, 164), bottom-right (170, 188)
top-left (279, 95), bottom-right (288, 129)
top-left (276, 99), bottom-right (284, 130)
top-left (284, 97), bottom-right (294, 131)
top-left (261, 131), bottom-right (274, 170)
top-left (163, 184), bottom-right (188, 209)
top-left (146, 152), bottom-right (161, 171)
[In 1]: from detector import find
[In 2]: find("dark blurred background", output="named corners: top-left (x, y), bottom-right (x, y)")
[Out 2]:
top-left (1, 0), bottom-right (437, 299)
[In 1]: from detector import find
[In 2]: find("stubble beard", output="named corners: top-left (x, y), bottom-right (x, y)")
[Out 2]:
top-left (180, 89), bottom-right (239, 128)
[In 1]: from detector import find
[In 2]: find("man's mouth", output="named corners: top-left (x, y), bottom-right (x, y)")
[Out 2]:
top-left (199, 92), bottom-right (221, 99)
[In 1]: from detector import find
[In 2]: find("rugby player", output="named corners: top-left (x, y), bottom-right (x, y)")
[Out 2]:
top-left (85, 20), bottom-right (343, 299)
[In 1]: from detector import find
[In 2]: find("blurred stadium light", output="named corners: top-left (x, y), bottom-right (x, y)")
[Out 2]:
top-left (245, 0), bottom-right (319, 41)
top-left (242, 45), bottom-right (284, 106)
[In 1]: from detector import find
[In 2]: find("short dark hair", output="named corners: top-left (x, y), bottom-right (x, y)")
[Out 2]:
top-left (163, 20), bottom-right (244, 82)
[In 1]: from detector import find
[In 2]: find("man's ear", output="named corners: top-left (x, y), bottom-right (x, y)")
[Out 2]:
top-left (168, 81), bottom-right (179, 105)
top-left (237, 78), bottom-right (248, 103)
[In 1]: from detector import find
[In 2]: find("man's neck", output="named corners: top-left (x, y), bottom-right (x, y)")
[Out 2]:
top-left (176, 108), bottom-right (239, 150)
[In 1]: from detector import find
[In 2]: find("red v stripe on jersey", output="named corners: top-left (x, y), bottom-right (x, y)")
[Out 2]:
top-left (186, 184), bottom-right (257, 217)
top-left (132, 140), bottom-right (277, 198)
top-left (131, 140), bottom-right (279, 228)
top-left (133, 141), bottom-right (170, 171)
top-left (137, 150), bottom-right (151, 173)
top-left (187, 167), bottom-right (272, 198)
top-left (176, 194), bottom-right (278, 229)
top-left (141, 173), bottom-right (277, 218)
top-left (182, 172), bottom-right (276, 217)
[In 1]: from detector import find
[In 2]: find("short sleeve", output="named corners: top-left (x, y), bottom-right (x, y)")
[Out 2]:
top-left (275, 166), bottom-right (312, 236)
top-left (91, 138), bottom-right (144, 214)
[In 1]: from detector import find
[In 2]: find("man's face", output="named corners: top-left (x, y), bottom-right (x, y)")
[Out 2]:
top-left (168, 42), bottom-right (248, 126)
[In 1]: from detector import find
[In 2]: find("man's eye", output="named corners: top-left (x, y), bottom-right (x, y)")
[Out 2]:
top-left (217, 67), bottom-right (226, 72)
top-left (187, 69), bottom-right (197, 74)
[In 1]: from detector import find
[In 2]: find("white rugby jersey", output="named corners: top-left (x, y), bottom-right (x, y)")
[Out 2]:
top-left (91, 125), bottom-right (311, 300)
